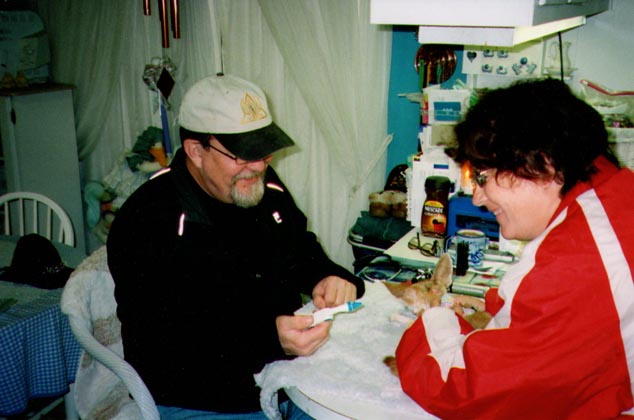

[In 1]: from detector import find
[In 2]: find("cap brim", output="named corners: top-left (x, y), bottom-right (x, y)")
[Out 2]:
top-left (214, 123), bottom-right (295, 161)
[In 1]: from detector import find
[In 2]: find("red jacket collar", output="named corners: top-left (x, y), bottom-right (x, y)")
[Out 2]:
top-left (550, 156), bottom-right (620, 224)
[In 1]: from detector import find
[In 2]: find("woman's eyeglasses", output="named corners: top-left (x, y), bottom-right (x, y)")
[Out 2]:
top-left (471, 168), bottom-right (489, 187)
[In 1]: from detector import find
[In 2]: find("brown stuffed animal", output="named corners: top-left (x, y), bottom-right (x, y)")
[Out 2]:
top-left (368, 190), bottom-right (408, 219)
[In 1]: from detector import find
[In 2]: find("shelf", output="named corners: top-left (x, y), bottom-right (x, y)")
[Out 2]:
top-left (0, 83), bottom-right (74, 97)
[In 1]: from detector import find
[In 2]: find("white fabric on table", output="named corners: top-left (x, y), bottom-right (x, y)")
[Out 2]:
top-left (255, 281), bottom-right (437, 420)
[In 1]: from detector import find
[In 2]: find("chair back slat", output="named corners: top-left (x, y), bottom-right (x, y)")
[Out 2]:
top-left (3, 201), bottom-right (9, 235)
top-left (18, 198), bottom-right (26, 236)
top-left (29, 198), bottom-right (39, 237)
top-left (45, 206), bottom-right (53, 240)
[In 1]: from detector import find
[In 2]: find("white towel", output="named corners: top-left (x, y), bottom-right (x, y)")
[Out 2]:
top-left (254, 281), bottom-right (438, 420)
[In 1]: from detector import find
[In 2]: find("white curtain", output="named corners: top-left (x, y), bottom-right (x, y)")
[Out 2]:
top-left (37, 0), bottom-right (392, 269)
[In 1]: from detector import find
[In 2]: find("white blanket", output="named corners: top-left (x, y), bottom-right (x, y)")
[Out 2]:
top-left (60, 246), bottom-right (149, 420)
top-left (255, 281), bottom-right (438, 420)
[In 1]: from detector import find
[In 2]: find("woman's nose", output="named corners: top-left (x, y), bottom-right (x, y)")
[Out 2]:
top-left (472, 186), bottom-right (487, 207)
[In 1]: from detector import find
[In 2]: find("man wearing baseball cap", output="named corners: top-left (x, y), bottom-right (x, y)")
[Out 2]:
top-left (107, 73), bottom-right (364, 419)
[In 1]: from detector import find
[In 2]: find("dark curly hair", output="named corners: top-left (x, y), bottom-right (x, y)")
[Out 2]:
top-left (446, 78), bottom-right (619, 195)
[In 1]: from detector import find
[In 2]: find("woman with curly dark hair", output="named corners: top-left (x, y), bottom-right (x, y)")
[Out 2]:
top-left (395, 78), bottom-right (634, 418)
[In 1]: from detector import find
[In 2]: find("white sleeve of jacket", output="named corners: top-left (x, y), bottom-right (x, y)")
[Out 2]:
top-left (421, 307), bottom-right (466, 381)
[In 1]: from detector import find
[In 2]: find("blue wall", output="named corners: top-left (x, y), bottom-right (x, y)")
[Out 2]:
top-left (386, 27), bottom-right (466, 178)
top-left (386, 27), bottom-right (421, 175)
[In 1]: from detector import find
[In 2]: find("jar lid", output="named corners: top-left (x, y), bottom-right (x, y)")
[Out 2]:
top-left (425, 176), bottom-right (451, 190)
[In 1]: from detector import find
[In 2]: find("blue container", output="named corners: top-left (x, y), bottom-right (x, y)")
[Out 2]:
top-left (447, 194), bottom-right (499, 241)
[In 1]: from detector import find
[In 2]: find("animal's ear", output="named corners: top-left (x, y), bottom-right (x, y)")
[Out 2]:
top-left (383, 281), bottom-right (409, 298)
top-left (432, 253), bottom-right (453, 287)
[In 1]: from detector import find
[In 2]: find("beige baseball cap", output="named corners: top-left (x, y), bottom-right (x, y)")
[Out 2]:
top-left (178, 73), bottom-right (294, 161)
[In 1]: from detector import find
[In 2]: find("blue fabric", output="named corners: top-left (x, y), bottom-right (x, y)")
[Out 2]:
top-left (158, 400), bottom-right (314, 420)
top-left (0, 285), bottom-right (82, 416)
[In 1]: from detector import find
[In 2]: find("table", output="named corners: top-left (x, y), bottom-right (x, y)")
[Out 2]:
top-left (0, 236), bottom-right (85, 417)
top-left (255, 281), bottom-right (439, 420)
top-left (384, 227), bottom-right (512, 297)
top-left (0, 281), bottom-right (82, 416)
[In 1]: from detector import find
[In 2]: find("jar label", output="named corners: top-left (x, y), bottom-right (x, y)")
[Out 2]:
top-left (421, 200), bottom-right (447, 237)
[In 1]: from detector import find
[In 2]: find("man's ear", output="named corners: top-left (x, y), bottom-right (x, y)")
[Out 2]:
top-left (183, 139), bottom-right (204, 169)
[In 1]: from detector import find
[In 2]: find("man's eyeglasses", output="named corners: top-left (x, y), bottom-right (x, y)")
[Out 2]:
top-left (471, 168), bottom-right (489, 187)
top-left (206, 143), bottom-right (271, 166)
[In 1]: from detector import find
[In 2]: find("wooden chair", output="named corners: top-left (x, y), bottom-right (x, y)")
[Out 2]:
top-left (0, 191), bottom-right (75, 247)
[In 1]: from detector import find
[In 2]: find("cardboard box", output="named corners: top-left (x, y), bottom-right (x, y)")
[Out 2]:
top-left (422, 87), bottom-right (471, 125)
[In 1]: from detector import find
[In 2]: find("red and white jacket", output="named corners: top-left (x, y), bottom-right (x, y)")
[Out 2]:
top-left (396, 157), bottom-right (634, 419)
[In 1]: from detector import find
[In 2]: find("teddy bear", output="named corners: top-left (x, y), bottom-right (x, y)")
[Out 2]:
top-left (368, 164), bottom-right (408, 219)
top-left (368, 190), bottom-right (408, 219)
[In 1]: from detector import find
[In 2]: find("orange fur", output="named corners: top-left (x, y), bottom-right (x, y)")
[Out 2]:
top-left (383, 253), bottom-right (492, 377)
top-left (383, 253), bottom-right (453, 316)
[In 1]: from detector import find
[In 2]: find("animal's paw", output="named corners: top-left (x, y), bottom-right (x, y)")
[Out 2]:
top-left (389, 311), bottom-right (417, 325)
top-left (464, 311), bottom-right (493, 330)
top-left (383, 356), bottom-right (399, 377)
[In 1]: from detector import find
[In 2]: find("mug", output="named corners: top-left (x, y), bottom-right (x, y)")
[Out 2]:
top-left (445, 229), bottom-right (488, 268)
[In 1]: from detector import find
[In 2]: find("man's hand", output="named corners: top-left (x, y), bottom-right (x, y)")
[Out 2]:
top-left (276, 315), bottom-right (330, 356)
top-left (275, 276), bottom-right (356, 356)
top-left (311, 276), bottom-right (357, 309)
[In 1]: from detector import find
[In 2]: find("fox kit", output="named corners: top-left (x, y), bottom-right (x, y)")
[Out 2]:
top-left (383, 253), bottom-right (491, 376)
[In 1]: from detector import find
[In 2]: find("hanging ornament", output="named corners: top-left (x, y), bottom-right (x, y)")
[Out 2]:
top-left (143, 57), bottom-right (177, 157)
top-left (143, 57), bottom-right (176, 102)
top-left (144, 0), bottom-right (180, 48)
